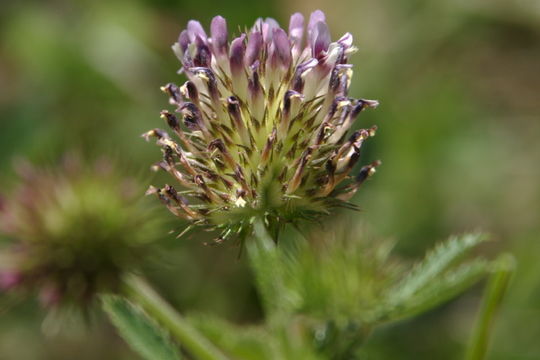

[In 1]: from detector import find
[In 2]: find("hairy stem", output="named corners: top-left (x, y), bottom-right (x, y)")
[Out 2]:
top-left (122, 274), bottom-right (229, 360)
top-left (465, 254), bottom-right (514, 360)
top-left (245, 216), bottom-right (289, 319)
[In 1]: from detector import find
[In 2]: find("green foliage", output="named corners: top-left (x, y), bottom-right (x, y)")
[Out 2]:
top-left (187, 313), bottom-right (272, 360)
top-left (378, 233), bottom-right (489, 321)
top-left (245, 225), bottom-right (494, 358)
top-left (246, 218), bottom-right (298, 318)
top-left (0, 0), bottom-right (535, 358)
top-left (388, 233), bottom-right (486, 301)
top-left (466, 254), bottom-right (515, 360)
top-left (94, 223), bottom-right (500, 360)
top-left (379, 259), bottom-right (489, 322)
top-left (280, 231), bottom-right (400, 324)
top-left (102, 295), bottom-right (182, 360)
top-left (188, 313), bottom-right (323, 360)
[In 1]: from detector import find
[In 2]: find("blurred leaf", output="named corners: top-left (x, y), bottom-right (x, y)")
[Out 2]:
top-left (384, 259), bottom-right (488, 321)
top-left (388, 233), bottom-right (487, 302)
top-left (188, 313), bottom-right (273, 360)
top-left (102, 295), bottom-right (182, 360)
top-left (376, 233), bottom-right (489, 322)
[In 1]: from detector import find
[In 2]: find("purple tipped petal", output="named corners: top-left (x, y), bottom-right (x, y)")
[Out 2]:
top-left (161, 110), bottom-right (180, 130)
top-left (283, 90), bottom-right (303, 116)
top-left (288, 12), bottom-right (304, 47)
top-left (161, 83), bottom-right (183, 105)
top-left (180, 103), bottom-right (203, 130)
top-left (252, 17), bottom-right (264, 32)
top-left (311, 21), bottom-right (331, 58)
top-left (292, 58), bottom-right (318, 92)
top-left (187, 20), bottom-right (207, 42)
top-left (194, 36), bottom-right (212, 67)
top-left (227, 96), bottom-right (242, 119)
top-left (272, 28), bottom-right (291, 67)
top-left (248, 66), bottom-right (262, 96)
top-left (297, 58), bottom-right (319, 74)
top-left (211, 16), bottom-right (228, 55)
top-left (178, 30), bottom-right (190, 53)
top-left (262, 18), bottom-right (280, 42)
top-left (182, 81), bottom-right (199, 103)
top-left (308, 10), bottom-right (326, 36)
top-left (245, 32), bottom-right (263, 66)
top-left (338, 32), bottom-right (353, 49)
top-left (190, 67), bottom-right (219, 101)
top-left (229, 34), bottom-right (246, 75)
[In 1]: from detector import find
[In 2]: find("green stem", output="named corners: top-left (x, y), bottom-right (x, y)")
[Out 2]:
top-left (122, 274), bottom-right (229, 360)
top-left (465, 254), bottom-right (515, 360)
top-left (246, 217), bottom-right (287, 319)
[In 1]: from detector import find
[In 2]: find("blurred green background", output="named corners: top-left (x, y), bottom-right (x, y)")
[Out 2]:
top-left (0, 0), bottom-right (539, 359)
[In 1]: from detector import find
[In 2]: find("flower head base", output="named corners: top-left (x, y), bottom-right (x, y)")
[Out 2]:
top-left (144, 10), bottom-right (380, 241)
top-left (0, 158), bottom-right (161, 309)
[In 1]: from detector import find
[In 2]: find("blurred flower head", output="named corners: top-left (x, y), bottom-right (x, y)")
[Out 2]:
top-left (0, 156), bottom-right (161, 309)
top-left (144, 10), bottom-right (380, 241)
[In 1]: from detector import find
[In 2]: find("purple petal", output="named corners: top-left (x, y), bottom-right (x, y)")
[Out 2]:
top-left (264, 18), bottom-right (280, 42)
top-left (252, 18), bottom-right (264, 32)
top-left (311, 21), bottom-right (331, 58)
top-left (180, 103), bottom-right (203, 130)
top-left (182, 81), bottom-right (199, 103)
top-left (308, 10), bottom-right (326, 36)
top-left (187, 20), bottom-right (207, 42)
top-left (248, 66), bottom-right (262, 98)
top-left (292, 58), bottom-right (318, 92)
top-left (178, 30), bottom-right (190, 53)
top-left (288, 13), bottom-right (304, 47)
top-left (161, 110), bottom-right (180, 130)
top-left (297, 58), bottom-right (319, 73)
top-left (211, 16), bottom-right (228, 55)
top-left (161, 82), bottom-right (183, 104)
top-left (283, 90), bottom-right (303, 116)
top-left (272, 28), bottom-right (291, 67)
top-left (229, 34), bottom-right (246, 75)
top-left (190, 67), bottom-right (219, 101)
top-left (227, 96), bottom-right (241, 119)
top-left (245, 32), bottom-right (263, 66)
top-left (194, 36), bottom-right (212, 67)
top-left (338, 32), bottom-right (353, 49)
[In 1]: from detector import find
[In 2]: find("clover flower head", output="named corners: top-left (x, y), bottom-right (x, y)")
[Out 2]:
top-left (0, 157), bottom-right (160, 308)
top-left (144, 10), bottom-right (380, 241)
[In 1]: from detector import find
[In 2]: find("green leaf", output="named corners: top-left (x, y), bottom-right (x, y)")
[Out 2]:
top-left (102, 295), bottom-right (182, 360)
top-left (383, 259), bottom-right (489, 321)
top-left (389, 233), bottom-right (487, 302)
top-left (372, 233), bottom-right (490, 323)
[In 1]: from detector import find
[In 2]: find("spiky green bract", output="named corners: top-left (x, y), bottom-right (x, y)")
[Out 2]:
top-left (0, 158), bottom-right (162, 309)
top-left (144, 10), bottom-right (380, 242)
top-left (102, 295), bottom-right (182, 360)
